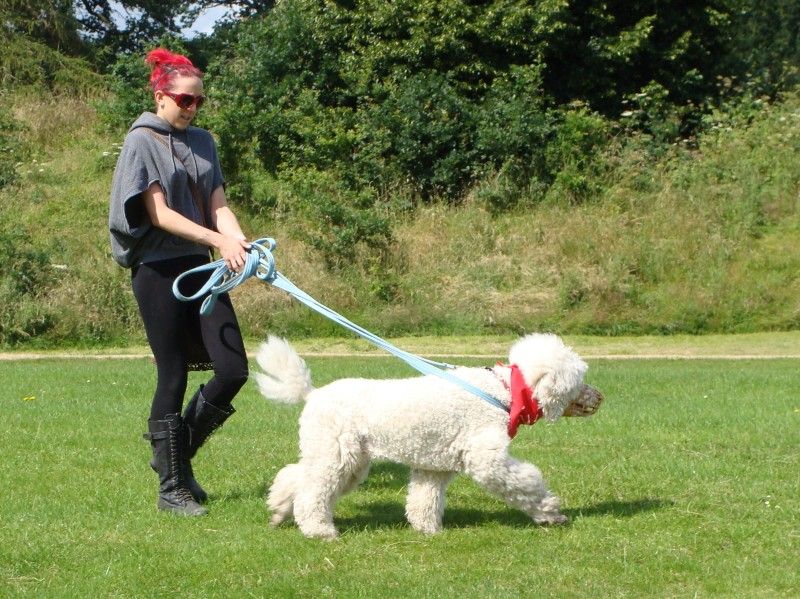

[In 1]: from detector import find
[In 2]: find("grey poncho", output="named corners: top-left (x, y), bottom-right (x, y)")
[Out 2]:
top-left (108, 112), bottom-right (224, 268)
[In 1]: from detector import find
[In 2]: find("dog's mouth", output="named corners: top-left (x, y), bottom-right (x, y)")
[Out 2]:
top-left (563, 384), bottom-right (603, 417)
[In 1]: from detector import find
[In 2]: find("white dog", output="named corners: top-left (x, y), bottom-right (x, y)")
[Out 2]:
top-left (255, 333), bottom-right (602, 539)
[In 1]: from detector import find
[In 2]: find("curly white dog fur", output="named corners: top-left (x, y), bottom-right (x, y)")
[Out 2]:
top-left (255, 333), bottom-right (602, 539)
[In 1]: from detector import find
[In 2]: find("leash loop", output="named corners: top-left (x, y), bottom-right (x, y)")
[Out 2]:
top-left (172, 237), bottom-right (509, 413)
top-left (172, 238), bottom-right (278, 316)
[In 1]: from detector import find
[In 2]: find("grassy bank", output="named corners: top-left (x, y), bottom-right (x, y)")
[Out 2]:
top-left (1, 90), bottom-right (799, 347)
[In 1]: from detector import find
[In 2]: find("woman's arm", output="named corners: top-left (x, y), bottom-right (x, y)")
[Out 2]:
top-left (142, 182), bottom-right (249, 271)
top-left (209, 185), bottom-right (247, 240)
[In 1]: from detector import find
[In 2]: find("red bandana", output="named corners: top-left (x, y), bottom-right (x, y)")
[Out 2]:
top-left (507, 364), bottom-right (543, 438)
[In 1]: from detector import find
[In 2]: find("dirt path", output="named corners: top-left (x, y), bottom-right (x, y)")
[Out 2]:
top-left (2, 331), bottom-right (798, 361)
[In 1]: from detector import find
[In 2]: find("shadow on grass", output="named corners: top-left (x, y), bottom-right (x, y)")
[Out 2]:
top-left (565, 497), bottom-right (673, 519)
top-left (336, 502), bottom-right (536, 533)
top-left (336, 496), bottom-right (672, 534)
top-left (208, 482), bottom-right (270, 503)
top-left (256, 460), bottom-right (671, 532)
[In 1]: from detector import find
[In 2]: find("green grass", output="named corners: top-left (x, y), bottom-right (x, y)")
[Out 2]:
top-left (2, 355), bottom-right (798, 597)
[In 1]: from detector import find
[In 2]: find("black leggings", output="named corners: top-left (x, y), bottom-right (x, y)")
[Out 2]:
top-left (132, 254), bottom-right (249, 420)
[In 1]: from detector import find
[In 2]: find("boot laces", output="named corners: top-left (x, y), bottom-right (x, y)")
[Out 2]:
top-left (168, 427), bottom-right (194, 503)
top-left (174, 486), bottom-right (195, 504)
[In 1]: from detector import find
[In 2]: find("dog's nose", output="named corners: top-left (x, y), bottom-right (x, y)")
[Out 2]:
top-left (564, 384), bottom-right (603, 417)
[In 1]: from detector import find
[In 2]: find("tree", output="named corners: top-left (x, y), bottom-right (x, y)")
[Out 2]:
top-left (208, 0), bottom-right (739, 198)
top-left (75, 0), bottom-right (183, 56)
top-left (74, 0), bottom-right (279, 59)
top-left (722, 0), bottom-right (800, 95)
top-left (0, 0), bottom-right (102, 93)
top-left (2, 0), bottom-right (83, 53)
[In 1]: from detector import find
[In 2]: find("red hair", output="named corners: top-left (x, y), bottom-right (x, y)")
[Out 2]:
top-left (145, 48), bottom-right (203, 91)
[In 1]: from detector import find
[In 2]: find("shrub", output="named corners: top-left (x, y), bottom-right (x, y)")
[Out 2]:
top-left (206, 0), bottom-right (746, 239)
top-left (473, 64), bottom-right (554, 204)
top-left (0, 228), bottom-right (54, 345)
top-left (358, 70), bottom-right (478, 200)
top-left (0, 104), bottom-right (26, 190)
top-left (545, 105), bottom-right (611, 204)
top-left (94, 52), bottom-right (151, 133)
top-left (279, 167), bottom-right (393, 271)
top-left (0, 32), bottom-right (102, 96)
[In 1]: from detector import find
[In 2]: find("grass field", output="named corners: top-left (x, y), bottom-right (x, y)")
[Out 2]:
top-left (2, 353), bottom-right (798, 597)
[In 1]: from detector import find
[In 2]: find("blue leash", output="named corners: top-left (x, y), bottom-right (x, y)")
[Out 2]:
top-left (172, 238), bottom-right (508, 413)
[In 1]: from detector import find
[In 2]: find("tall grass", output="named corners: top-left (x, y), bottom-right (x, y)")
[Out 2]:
top-left (1, 356), bottom-right (798, 597)
top-left (386, 95), bottom-right (800, 336)
top-left (1, 89), bottom-right (798, 346)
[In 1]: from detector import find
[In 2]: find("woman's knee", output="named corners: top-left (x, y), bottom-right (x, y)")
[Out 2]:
top-left (154, 367), bottom-right (188, 399)
top-left (214, 362), bottom-right (249, 393)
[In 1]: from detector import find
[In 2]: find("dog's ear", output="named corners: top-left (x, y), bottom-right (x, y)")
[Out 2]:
top-left (533, 372), bottom-right (574, 421)
top-left (508, 333), bottom-right (586, 392)
top-left (536, 358), bottom-right (588, 399)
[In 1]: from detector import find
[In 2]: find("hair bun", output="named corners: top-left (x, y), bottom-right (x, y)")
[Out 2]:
top-left (145, 48), bottom-right (202, 90)
top-left (145, 48), bottom-right (195, 70)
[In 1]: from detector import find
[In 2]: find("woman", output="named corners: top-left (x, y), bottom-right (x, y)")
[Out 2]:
top-left (109, 48), bottom-right (250, 516)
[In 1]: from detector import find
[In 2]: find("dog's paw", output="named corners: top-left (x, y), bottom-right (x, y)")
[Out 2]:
top-left (532, 494), bottom-right (568, 526)
top-left (408, 521), bottom-right (443, 535)
top-left (299, 523), bottom-right (339, 540)
top-left (534, 512), bottom-right (568, 526)
top-left (269, 514), bottom-right (287, 528)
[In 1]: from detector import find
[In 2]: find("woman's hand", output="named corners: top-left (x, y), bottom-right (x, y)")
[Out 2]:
top-left (218, 235), bottom-right (251, 272)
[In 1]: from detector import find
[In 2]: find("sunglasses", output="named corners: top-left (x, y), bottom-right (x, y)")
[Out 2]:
top-left (162, 90), bottom-right (206, 110)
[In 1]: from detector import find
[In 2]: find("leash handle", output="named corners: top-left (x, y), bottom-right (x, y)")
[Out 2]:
top-left (171, 238), bottom-right (278, 315)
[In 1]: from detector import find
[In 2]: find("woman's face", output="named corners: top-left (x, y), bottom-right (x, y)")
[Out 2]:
top-left (155, 75), bottom-right (204, 130)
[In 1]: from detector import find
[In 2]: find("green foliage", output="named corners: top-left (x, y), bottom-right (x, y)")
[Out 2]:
top-left (3, 1), bottom-right (800, 344)
top-left (0, 32), bottom-right (104, 95)
top-left (4, 85), bottom-right (799, 347)
top-left (722, 0), bottom-right (800, 96)
top-left (93, 52), bottom-right (152, 132)
top-left (206, 0), bottom-right (765, 266)
top-left (474, 64), bottom-right (553, 179)
top-left (544, 104), bottom-right (611, 203)
top-left (0, 227), bottom-right (53, 345)
top-left (280, 167), bottom-right (393, 269)
top-left (1, 0), bottom-right (83, 53)
top-left (362, 70), bottom-right (478, 199)
top-left (0, 104), bottom-right (26, 190)
top-left (542, 2), bottom-right (725, 108)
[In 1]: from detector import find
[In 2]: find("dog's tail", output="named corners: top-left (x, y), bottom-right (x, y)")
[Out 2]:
top-left (255, 335), bottom-right (314, 404)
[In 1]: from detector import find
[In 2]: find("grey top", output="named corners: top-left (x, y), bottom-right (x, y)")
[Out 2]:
top-left (108, 112), bottom-right (224, 268)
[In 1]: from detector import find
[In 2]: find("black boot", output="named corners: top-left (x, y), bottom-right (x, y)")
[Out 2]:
top-left (181, 386), bottom-right (236, 502)
top-left (144, 414), bottom-right (207, 516)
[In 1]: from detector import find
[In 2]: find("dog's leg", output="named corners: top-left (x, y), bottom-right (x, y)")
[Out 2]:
top-left (292, 431), bottom-right (367, 540)
top-left (405, 470), bottom-right (455, 534)
top-left (464, 449), bottom-right (567, 525)
top-left (292, 460), bottom-right (343, 540)
top-left (267, 464), bottom-right (301, 527)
